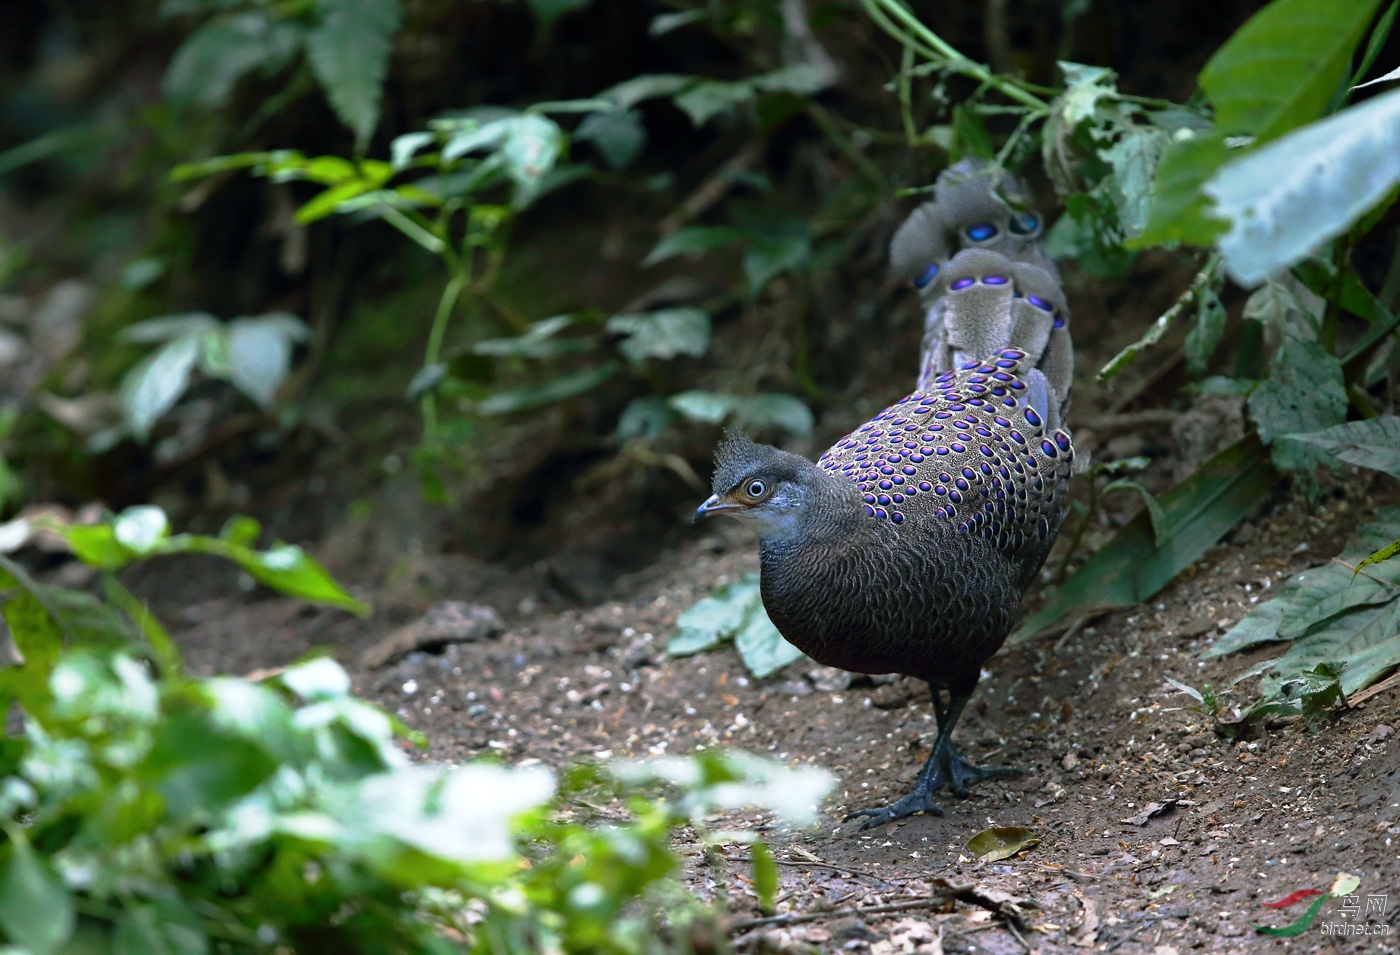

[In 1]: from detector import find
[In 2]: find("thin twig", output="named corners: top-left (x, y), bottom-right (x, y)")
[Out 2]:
top-left (727, 893), bottom-right (961, 932)
top-left (1099, 254), bottom-right (1221, 384)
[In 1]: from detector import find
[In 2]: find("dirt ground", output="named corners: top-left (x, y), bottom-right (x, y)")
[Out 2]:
top-left (124, 458), bottom-right (1400, 955)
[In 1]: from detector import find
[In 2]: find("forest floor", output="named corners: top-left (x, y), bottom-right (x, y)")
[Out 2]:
top-left (123, 458), bottom-right (1400, 955)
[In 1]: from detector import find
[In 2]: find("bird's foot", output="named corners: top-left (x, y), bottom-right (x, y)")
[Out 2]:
top-left (843, 746), bottom-right (1022, 831)
top-left (843, 788), bottom-right (945, 830)
top-left (941, 744), bottom-right (1022, 799)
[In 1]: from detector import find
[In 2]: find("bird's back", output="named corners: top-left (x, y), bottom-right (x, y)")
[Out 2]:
top-left (760, 161), bottom-right (1075, 688)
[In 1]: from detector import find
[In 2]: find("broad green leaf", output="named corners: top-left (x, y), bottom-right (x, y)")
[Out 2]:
top-left (1283, 416), bottom-right (1400, 479)
top-left (238, 543), bottom-right (367, 612)
top-left (227, 313), bottom-right (309, 407)
top-left (673, 80), bottom-right (753, 126)
top-left (606, 308), bottom-right (710, 363)
top-left (112, 903), bottom-right (209, 955)
top-left (1205, 85), bottom-right (1400, 285)
top-left (1055, 61), bottom-right (1117, 126)
top-left (610, 751), bottom-right (833, 825)
top-left (1356, 63), bottom-right (1400, 90)
top-left (1258, 604), bottom-right (1400, 699)
top-left (305, 0), bottom-right (402, 150)
top-left (476, 363), bottom-right (619, 415)
top-left (733, 607), bottom-right (806, 679)
top-left (498, 115), bottom-right (566, 203)
top-left (120, 334), bottom-right (201, 440)
top-left (616, 397), bottom-right (678, 440)
top-left (574, 110), bottom-right (646, 170)
top-left (642, 226), bottom-right (745, 267)
top-left (1098, 124), bottom-right (1169, 239)
top-left (1137, 0), bottom-right (1384, 246)
top-left (473, 314), bottom-right (590, 359)
top-left (1200, 0), bottom-right (1384, 142)
top-left (147, 712), bottom-right (276, 816)
top-left (64, 524), bottom-right (136, 571)
top-left (669, 575), bottom-right (760, 656)
top-left (1248, 337), bottom-right (1347, 470)
top-left (966, 826), bottom-right (1039, 861)
top-left (1207, 597), bottom-right (1288, 657)
top-left (163, 12), bottom-right (302, 109)
top-left (1101, 479), bottom-right (1168, 546)
top-left (1185, 285), bottom-right (1226, 372)
top-left (120, 312), bottom-right (219, 344)
top-left (1013, 434), bottom-right (1277, 640)
top-left (0, 827), bottom-right (74, 954)
top-left (668, 390), bottom-right (737, 425)
top-left (600, 74), bottom-right (695, 110)
top-left (735, 394), bottom-right (813, 436)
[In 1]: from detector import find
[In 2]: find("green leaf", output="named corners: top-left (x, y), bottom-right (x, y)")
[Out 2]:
top-left (1205, 85), bottom-right (1400, 285)
top-left (473, 314), bottom-right (590, 359)
top-left (119, 334), bottom-right (202, 441)
top-left (966, 826), bottom-right (1039, 862)
top-left (1101, 480), bottom-right (1168, 547)
top-left (734, 608), bottom-right (805, 679)
top-left (305, 0), bottom-right (402, 150)
top-left (1013, 434), bottom-right (1277, 640)
top-left (751, 843), bottom-right (778, 914)
top-left (1185, 285), bottom-right (1227, 373)
top-left (1138, 0), bottom-right (1386, 246)
top-left (673, 80), bottom-right (753, 126)
top-left (1200, 0), bottom-right (1384, 142)
top-left (226, 313), bottom-right (308, 407)
top-left (668, 390), bottom-right (737, 425)
top-left (1206, 597), bottom-right (1288, 657)
top-left (735, 394), bottom-right (813, 436)
top-left (600, 74), bottom-right (695, 110)
top-left (114, 505), bottom-right (170, 554)
top-left (238, 543), bottom-right (366, 612)
top-left (606, 309), bottom-right (710, 363)
top-left (1283, 416), bottom-right (1400, 479)
top-left (669, 575), bottom-right (760, 656)
top-left (1357, 536), bottom-right (1400, 576)
top-left (616, 397), bottom-right (678, 440)
top-left (112, 903), bottom-right (209, 955)
top-left (642, 226), bottom-right (745, 267)
top-left (1248, 337), bottom-right (1347, 470)
top-left (574, 110), bottom-right (646, 170)
top-left (0, 827), bottom-right (74, 954)
top-left (476, 363), bottom-right (619, 415)
top-left (163, 12), bottom-right (303, 109)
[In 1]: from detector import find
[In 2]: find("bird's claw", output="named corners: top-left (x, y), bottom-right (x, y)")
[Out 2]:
top-left (844, 746), bottom-right (1022, 831)
top-left (843, 791), bottom-right (945, 830)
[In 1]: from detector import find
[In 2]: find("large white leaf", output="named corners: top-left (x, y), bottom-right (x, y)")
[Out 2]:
top-left (1204, 85), bottom-right (1400, 285)
top-left (120, 334), bottom-right (201, 441)
top-left (227, 313), bottom-right (308, 408)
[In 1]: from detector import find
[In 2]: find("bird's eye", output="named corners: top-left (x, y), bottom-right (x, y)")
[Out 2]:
top-left (913, 262), bottom-right (940, 289)
top-left (1010, 212), bottom-right (1040, 235)
top-left (746, 480), bottom-right (767, 498)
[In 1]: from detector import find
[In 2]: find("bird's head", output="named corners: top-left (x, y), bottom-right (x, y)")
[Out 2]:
top-left (693, 430), bottom-right (818, 540)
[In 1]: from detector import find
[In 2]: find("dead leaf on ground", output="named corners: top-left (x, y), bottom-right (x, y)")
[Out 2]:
top-left (1121, 800), bottom-right (1178, 826)
top-left (965, 825), bottom-right (1039, 861)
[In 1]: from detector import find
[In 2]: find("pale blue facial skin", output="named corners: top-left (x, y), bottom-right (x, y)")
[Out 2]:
top-left (695, 480), bottom-right (810, 541)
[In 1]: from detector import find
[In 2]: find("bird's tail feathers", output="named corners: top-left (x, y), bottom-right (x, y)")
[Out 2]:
top-left (891, 160), bottom-right (1073, 431)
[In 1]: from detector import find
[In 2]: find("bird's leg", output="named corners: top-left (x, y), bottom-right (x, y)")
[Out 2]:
top-left (844, 682), bottom-right (1022, 831)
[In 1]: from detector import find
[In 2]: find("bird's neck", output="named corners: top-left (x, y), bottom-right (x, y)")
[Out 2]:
top-left (755, 464), bottom-right (866, 546)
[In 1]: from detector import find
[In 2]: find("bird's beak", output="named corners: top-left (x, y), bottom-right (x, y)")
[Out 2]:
top-left (693, 493), bottom-right (744, 523)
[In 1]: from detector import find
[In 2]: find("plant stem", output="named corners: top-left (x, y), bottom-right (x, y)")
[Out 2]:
top-left (861, 0), bottom-right (1049, 110)
top-left (1057, 478), bottom-right (1100, 584)
top-left (420, 270), bottom-right (467, 440)
top-left (1098, 253), bottom-right (1221, 383)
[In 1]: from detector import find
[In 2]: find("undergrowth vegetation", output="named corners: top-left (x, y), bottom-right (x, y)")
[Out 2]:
top-left (2, 0), bottom-right (1400, 947)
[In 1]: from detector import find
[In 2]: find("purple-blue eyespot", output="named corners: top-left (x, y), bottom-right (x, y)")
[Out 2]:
top-left (914, 262), bottom-right (940, 289)
top-left (1010, 212), bottom-right (1039, 235)
top-left (1027, 294), bottom-right (1052, 311)
top-left (966, 223), bottom-right (998, 242)
top-left (983, 275), bottom-right (1009, 286)
top-left (950, 277), bottom-right (975, 291)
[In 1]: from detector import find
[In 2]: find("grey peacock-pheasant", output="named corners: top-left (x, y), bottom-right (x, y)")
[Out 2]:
top-left (694, 160), bottom-right (1075, 828)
